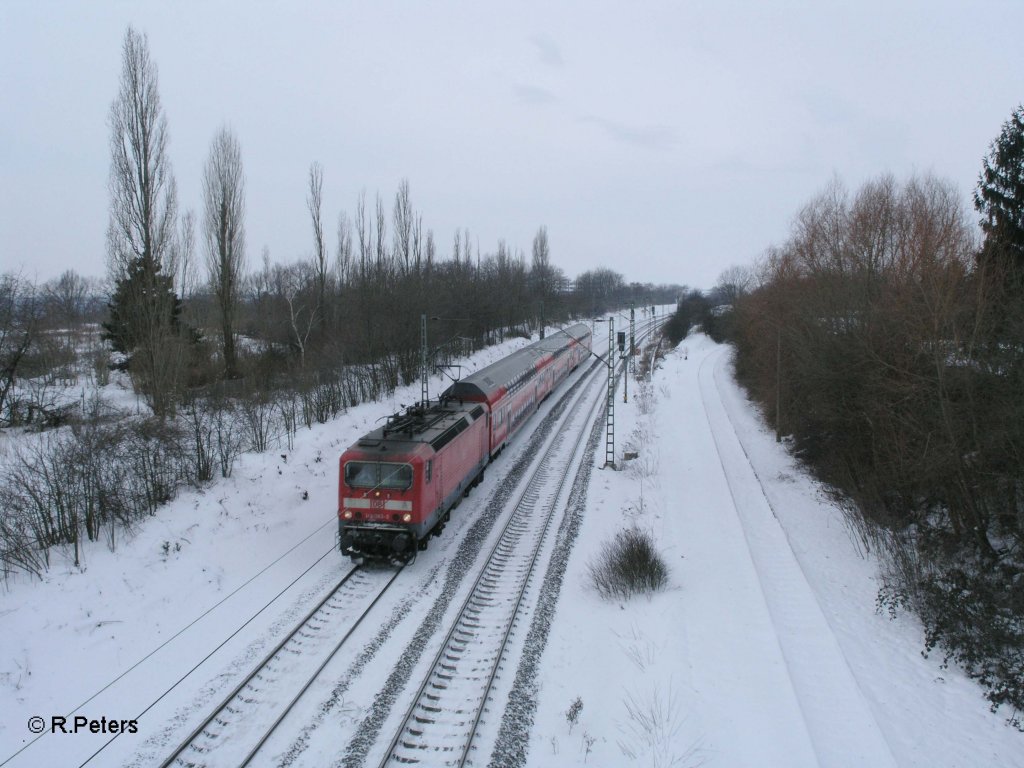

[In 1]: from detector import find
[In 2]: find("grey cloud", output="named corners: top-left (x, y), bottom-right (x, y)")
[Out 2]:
top-left (513, 83), bottom-right (558, 105)
top-left (580, 115), bottom-right (679, 152)
top-left (530, 33), bottom-right (564, 68)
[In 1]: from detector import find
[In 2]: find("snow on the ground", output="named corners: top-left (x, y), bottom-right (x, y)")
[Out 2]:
top-left (0, 333), bottom-right (537, 768)
top-left (1, 330), bottom-right (1021, 768)
top-left (528, 335), bottom-right (1023, 768)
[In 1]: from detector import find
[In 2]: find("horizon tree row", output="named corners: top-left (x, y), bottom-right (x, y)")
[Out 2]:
top-left (98, 25), bottom-right (682, 420)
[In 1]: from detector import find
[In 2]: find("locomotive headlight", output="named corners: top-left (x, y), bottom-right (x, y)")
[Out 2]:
top-left (342, 509), bottom-right (353, 519)
top-left (402, 513), bottom-right (413, 523)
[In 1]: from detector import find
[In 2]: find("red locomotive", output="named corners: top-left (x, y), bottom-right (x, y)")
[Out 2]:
top-left (338, 324), bottom-right (593, 563)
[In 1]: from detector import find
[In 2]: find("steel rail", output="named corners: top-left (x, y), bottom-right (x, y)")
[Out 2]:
top-left (237, 566), bottom-right (404, 766)
top-left (377, 352), bottom-right (610, 767)
top-left (160, 563), bottom-right (400, 768)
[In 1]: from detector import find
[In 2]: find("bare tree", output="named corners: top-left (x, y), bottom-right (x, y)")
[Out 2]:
top-left (452, 227), bottom-right (474, 266)
top-left (307, 162), bottom-right (328, 327)
top-left (279, 262), bottom-right (318, 369)
top-left (355, 189), bottom-right (370, 281)
top-left (336, 210), bottom-right (353, 288)
top-left (453, 228), bottom-right (464, 263)
top-left (715, 264), bottom-right (755, 304)
top-left (0, 273), bottom-right (40, 426)
top-left (107, 26), bottom-right (177, 277)
top-left (104, 26), bottom-right (184, 418)
top-left (393, 179), bottom-right (413, 274)
top-left (531, 225), bottom-right (555, 295)
top-left (203, 126), bottom-right (246, 378)
top-left (174, 209), bottom-right (198, 301)
top-left (412, 214), bottom-right (423, 273)
top-left (43, 270), bottom-right (88, 329)
top-left (425, 229), bottom-right (436, 273)
top-left (375, 193), bottom-right (388, 270)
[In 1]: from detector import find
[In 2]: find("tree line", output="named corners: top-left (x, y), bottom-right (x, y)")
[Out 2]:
top-left (98, 27), bottom-right (682, 419)
top-left (0, 27), bottom-right (682, 580)
top-left (717, 105), bottom-right (1024, 725)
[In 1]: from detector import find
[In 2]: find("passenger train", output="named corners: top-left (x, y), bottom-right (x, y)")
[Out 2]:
top-left (337, 324), bottom-right (593, 563)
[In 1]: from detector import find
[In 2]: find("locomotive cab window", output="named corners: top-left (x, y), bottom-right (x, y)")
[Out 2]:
top-left (344, 461), bottom-right (413, 490)
top-left (379, 463), bottom-right (413, 490)
top-left (425, 459), bottom-right (433, 484)
top-left (344, 461), bottom-right (378, 488)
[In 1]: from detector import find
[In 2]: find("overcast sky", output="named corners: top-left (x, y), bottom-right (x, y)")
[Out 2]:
top-left (2, 1), bottom-right (1022, 290)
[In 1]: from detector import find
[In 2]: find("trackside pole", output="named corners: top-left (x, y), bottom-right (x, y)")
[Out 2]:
top-left (605, 317), bottom-right (615, 469)
top-left (630, 303), bottom-right (636, 377)
top-left (421, 313), bottom-right (429, 407)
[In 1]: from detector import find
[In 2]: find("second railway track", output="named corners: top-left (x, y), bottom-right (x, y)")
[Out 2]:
top-left (160, 565), bottom-right (403, 768)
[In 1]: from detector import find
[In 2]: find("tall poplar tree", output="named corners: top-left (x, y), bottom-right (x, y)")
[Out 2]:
top-left (103, 26), bottom-right (185, 416)
top-left (203, 127), bottom-right (246, 378)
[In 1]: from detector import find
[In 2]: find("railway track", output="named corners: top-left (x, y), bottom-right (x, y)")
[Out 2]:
top-left (374, 318), bottom-right (664, 767)
top-left (160, 316), bottom-right (665, 768)
top-left (159, 565), bottom-right (403, 768)
top-left (376, 356), bottom-right (606, 767)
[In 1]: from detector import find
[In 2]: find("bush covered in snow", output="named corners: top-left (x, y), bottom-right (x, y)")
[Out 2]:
top-left (588, 527), bottom-right (668, 600)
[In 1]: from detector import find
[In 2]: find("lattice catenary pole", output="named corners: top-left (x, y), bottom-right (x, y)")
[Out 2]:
top-left (605, 317), bottom-right (615, 469)
top-left (421, 313), bottom-right (429, 407)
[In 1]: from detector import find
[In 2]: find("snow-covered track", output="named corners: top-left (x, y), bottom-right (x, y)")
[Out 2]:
top-left (159, 565), bottom-right (402, 768)
top-left (697, 347), bottom-right (898, 768)
top-left (376, 354), bottom-right (607, 767)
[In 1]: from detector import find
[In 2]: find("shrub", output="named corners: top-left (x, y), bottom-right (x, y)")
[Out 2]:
top-left (589, 527), bottom-right (669, 600)
top-left (565, 696), bottom-right (583, 733)
top-left (917, 557), bottom-right (1024, 729)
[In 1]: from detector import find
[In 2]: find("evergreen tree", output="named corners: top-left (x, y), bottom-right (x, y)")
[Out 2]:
top-left (974, 104), bottom-right (1024, 287)
top-left (102, 254), bottom-right (183, 359)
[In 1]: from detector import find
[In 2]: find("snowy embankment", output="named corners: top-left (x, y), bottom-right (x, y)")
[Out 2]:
top-left (0, 335), bottom-right (534, 768)
top-left (528, 335), bottom-right (1022, 768)
top-left (1, 332), bottom-right (1021, 768)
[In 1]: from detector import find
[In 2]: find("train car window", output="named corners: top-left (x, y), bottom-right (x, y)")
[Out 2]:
top-left (426, 459), bottom-right (433, 484)
top-left (344, 461), bottom-right (378, 488)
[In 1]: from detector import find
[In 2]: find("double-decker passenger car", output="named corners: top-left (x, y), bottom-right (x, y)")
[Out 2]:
top-left (338, 323), bottom-right (592, 563)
